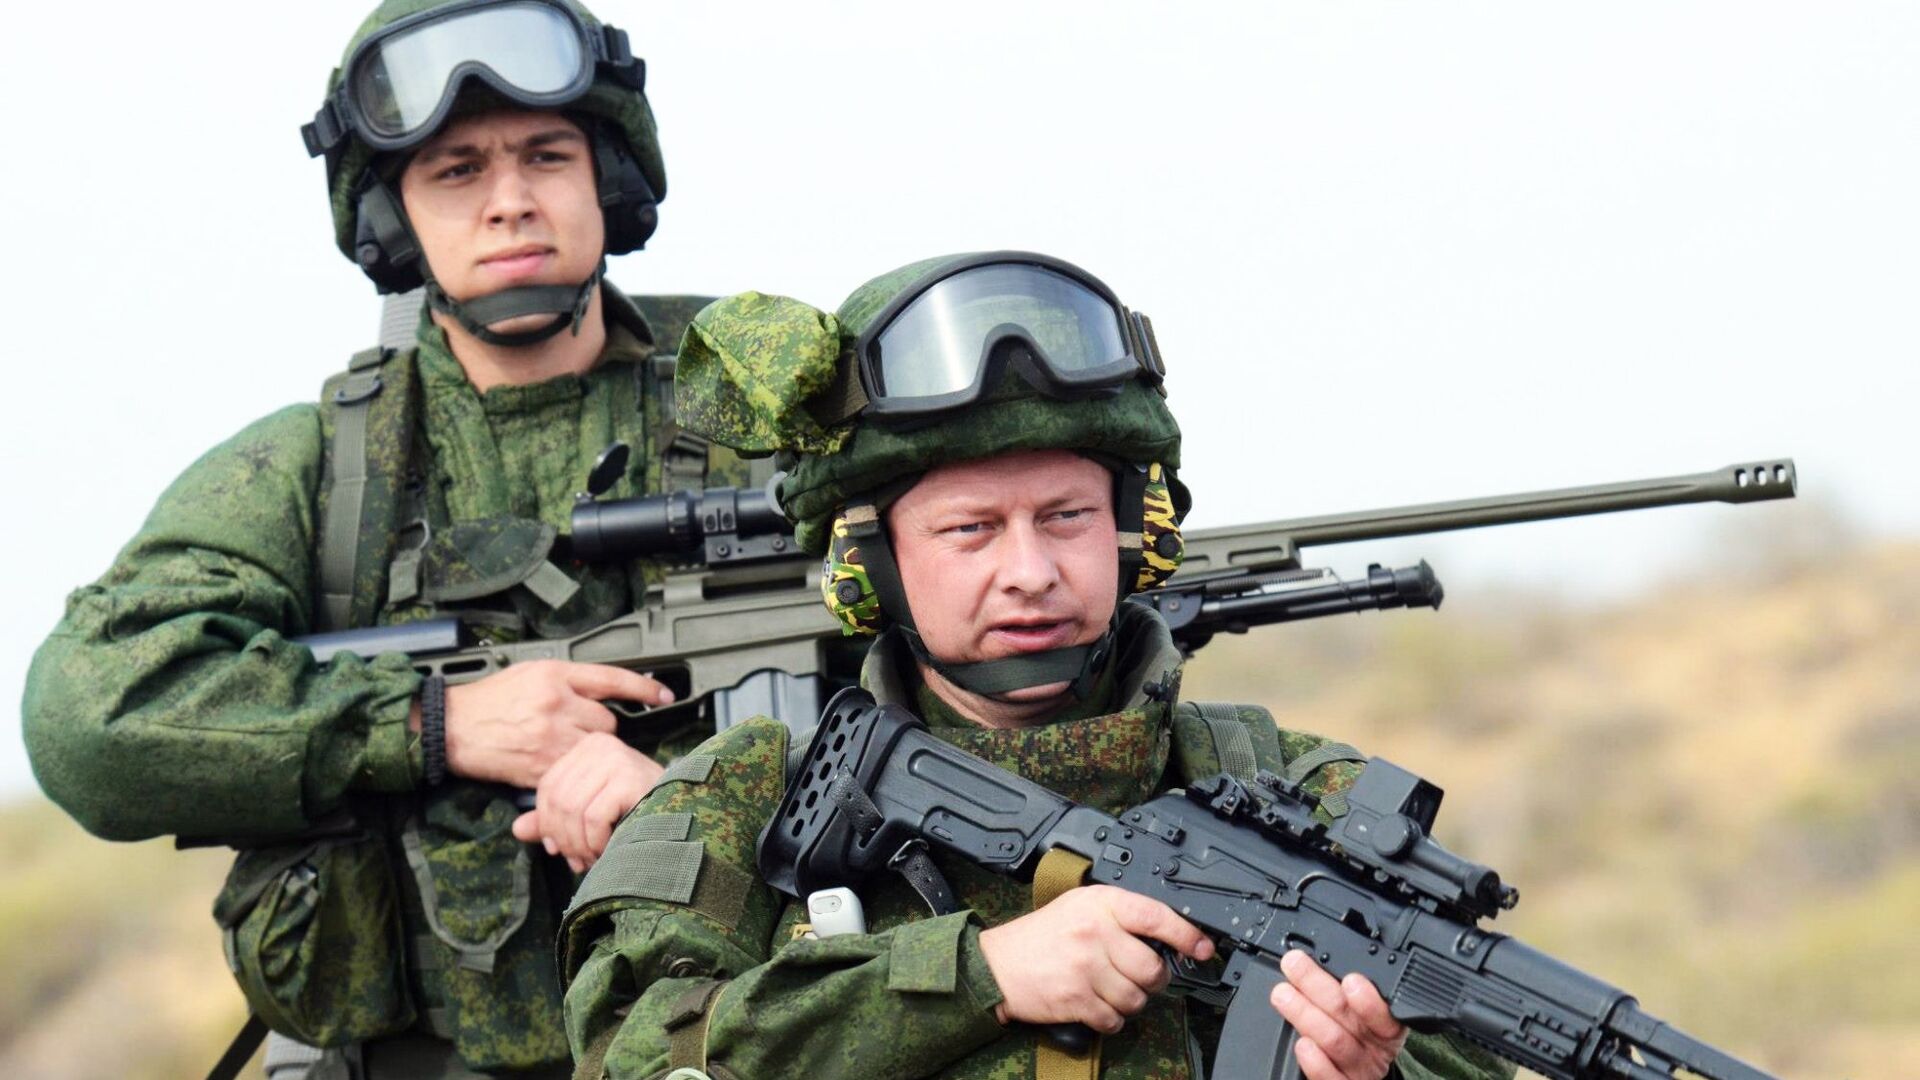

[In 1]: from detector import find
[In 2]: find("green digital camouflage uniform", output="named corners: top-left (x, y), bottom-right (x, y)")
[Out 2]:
top-left (558, 605), bottom-right (1513, 1080)
top-left (22, 289), bottom-right (746, 1076)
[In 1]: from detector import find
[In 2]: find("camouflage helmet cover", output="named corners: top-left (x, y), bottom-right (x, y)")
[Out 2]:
top-left (320, 0), bottom-right (667, 262)
top-left (675, 254), bottom-right (1185, 555)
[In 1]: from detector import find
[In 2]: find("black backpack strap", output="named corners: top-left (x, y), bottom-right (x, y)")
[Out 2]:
top-left (316, 346), bottom-right (419, 632)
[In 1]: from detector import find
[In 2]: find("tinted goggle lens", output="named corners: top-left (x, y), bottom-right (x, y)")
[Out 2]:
top-left (351, 2), bottom-right (587, 140)
top-left (868, 264), bottom-right (1132, 401)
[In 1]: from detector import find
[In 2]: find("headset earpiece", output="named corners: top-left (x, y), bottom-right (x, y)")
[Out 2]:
top-left (591, 119), bottom-right (659, 255)
top-left (1134, 462), bottom-right (1185, 592)
top-left (822, 507), bottom-right (885, 635)
top-left (352, 178), bottom-right (427, 294)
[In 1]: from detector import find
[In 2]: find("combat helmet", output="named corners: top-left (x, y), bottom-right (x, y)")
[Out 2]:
top-left (675, 252), bottom-right (1191, 697)
top-left (302, 0), bottom-right (667, 346)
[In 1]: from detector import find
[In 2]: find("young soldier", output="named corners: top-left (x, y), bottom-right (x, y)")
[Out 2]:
top-left (23, 1), bottom-right (745, 1075)
top-left (558, 255), bottom-right (1513, 1080)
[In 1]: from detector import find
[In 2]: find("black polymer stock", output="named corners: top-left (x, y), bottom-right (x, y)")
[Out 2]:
top-left (295, 458), bottom-right (1796, 737)
top-left (758, 691), bottom-right (1777, 1080)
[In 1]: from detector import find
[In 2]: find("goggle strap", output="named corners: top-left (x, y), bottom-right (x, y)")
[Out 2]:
top-left (805, 354), bottom-right (872, 429)
top-left (304, 99), bottom-right (346, 159)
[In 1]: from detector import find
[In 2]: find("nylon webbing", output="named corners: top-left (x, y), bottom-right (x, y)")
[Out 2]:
top-left (823, 772), bottom-right (958, 917)
top-left (1194, 702), bottom-right (1259, 781)
top-left (1283, 741), bottom-right (1366, 783)
top-left (203, 1014), bottom-right (268, 1080)
top-left (664, 979), bottom-right (727, 1073)
top-left (1283, 741), bottom-right (1367, 818)
top-left (572, 1021), bottom-right (620, 1080)
top-left (1031, 848), bottom-right (1099, 1080)
top-left (317, 351), bottom-right (387, 632)
top-left (651, 353), bottom-right (712, 493)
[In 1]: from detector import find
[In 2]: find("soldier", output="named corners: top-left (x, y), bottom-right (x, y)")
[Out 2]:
top-left (558, 254), bottom-right (1514, 1080)
top-left (22, 0), bottom-right (746, 1075)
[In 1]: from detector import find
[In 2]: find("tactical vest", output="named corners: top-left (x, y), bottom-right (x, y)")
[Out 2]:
top-left (214, 294), bottom-right (722, 1074)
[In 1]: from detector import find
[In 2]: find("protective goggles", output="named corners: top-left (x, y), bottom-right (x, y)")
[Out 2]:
top-left (820, 253), bottom-right (1166, 426)
top-left (303, 0), bottom-right (643, 157)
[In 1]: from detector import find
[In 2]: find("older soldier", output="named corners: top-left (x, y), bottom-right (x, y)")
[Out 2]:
top-left (558, 254), bottom-right (1514, 1080)
top-left (23, 1), bottom-right (746, 1075)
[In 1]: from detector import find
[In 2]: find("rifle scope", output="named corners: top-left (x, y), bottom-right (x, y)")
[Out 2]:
top-left (570, 485), bottom-right (794, 563)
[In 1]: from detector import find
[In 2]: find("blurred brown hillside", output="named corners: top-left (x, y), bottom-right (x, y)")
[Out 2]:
top-left (4, 541), bottom-right (1916, 1078)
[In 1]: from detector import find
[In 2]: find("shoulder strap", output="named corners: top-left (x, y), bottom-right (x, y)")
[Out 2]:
top-left (315, 346), bottom-right (418, 631)
top-left (627, 292), bottom-right (720, 493)
top-left (1170, 700), bottom-right (1287, 783)
top-left (1171, 701), bottom-right (1365, 818)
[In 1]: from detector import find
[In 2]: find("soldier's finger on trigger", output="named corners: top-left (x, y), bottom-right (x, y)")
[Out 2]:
top-left (1111, 890), bottom-right (1207, 958)
top-left (1104, 926), bottom-right (1171, 993)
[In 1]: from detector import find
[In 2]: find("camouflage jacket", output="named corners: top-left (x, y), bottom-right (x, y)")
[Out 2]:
top-left (559, 605), bottom-right (1513, 1080)
top-left (22, 289), bottom-right (745, 1072)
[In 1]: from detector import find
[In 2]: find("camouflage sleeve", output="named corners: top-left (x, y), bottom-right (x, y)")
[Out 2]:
top-left (564, 719), bottom-right (1006, 1080)
top-left (1395, 1032), bottom-right (1518, 1080)
top-left (21, 405), bottom-right (422, 842)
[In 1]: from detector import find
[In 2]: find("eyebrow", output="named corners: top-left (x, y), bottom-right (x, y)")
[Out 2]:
top-left (412, 126), bottom-right (587, 167)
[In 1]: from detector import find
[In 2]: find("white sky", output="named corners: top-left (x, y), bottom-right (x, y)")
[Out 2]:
top-left (1, 2), bottom-right (1914, 797)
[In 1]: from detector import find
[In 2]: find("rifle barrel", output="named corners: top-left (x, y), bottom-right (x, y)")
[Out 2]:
top-left (1179, 460), bottom-right (1795, 573)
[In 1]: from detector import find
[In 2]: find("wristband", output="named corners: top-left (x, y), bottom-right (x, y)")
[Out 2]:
top-left (420, 674), bottom-right (448, 787)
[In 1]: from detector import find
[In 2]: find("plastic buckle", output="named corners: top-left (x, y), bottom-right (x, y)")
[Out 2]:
top-left (302, 100), bottom-right (344, 159)
top-left (333, 372), bottom-right (384, 406)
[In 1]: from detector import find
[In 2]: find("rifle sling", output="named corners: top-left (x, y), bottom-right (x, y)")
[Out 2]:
top-left (1032, 848), bottom-right (1100, 1079)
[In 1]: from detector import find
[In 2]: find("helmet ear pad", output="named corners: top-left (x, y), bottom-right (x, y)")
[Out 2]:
top-left (588, 117), bottom-right (659, 255)
top-left (1133, 462), bottom-right (1186, 592)
top-left (353, 176), bottom-right (427, 294)
top-left (822, 510), bottom-right (886, 636)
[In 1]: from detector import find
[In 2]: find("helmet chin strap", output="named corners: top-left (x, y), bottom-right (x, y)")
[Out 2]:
top-left (899, 620), bottom-right (1115, 702)
top-left (423, 258), bottom-right (606, 348)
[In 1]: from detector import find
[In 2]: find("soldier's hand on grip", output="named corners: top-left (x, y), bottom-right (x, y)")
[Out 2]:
top-left (977, 885), bottom-right (1215, 1035)
top-left (1271, 949), bottom-right (1407, 1080)
top-left (441, 660), bottom-right (674, 790)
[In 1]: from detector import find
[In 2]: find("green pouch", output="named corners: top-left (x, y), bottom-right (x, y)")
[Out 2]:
top-left (213, 832), bottom-right (415, 1046)
top-left (408, 516), bottom-right (630, 640)
top-left (401, 786), bottom-right (569, 1072)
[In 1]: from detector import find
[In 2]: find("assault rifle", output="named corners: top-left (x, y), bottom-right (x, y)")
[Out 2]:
top-left (297, 457), bottom-right (1796, 734)
top-left (759, 690), bottom-right (1776, 1080)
